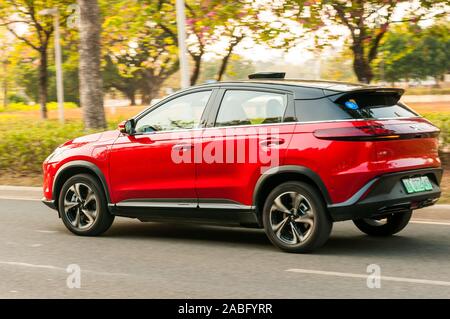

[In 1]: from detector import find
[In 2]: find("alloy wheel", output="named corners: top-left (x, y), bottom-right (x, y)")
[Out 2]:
top-left (269, 191), bottom-right (315, 245)
top-left (362, 217), bottom-right (389, 227)
top-left (63, 182), bottom-right (98, 230)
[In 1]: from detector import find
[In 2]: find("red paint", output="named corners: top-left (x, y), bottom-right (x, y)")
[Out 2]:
top-left (43, 117), bottom-right (440, 206)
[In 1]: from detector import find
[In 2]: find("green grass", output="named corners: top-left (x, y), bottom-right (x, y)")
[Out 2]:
top-left (0, 102), bottom-right (78, 113)
top-left (422, 112), bottom-right (450, 150)
top-left (0, 115), bottom-right (124, 174)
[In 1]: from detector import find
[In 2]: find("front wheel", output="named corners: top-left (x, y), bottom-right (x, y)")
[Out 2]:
top-left (263, 182), bottom-right (332, 253)
top-left (353, 211), bottom-right (412, 237)
top-left (58, 174), bottom-right (114, 236)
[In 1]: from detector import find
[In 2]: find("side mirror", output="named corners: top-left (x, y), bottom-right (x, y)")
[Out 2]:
top-left (118, 119), bottom-right (135, 135)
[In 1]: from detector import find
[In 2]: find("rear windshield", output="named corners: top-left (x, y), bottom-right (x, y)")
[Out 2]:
top-left (295, 93), bottom-right (418, 122)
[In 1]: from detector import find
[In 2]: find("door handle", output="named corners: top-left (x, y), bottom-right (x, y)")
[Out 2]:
top-left (172, 144), bottom-right (193, 151)
top-left (259, 138), bottom-right (285, 147)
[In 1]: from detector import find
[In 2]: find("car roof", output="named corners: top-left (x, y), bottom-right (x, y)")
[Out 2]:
top-left (224, 79), bottom-right (369, 90)
top-left (188, 79), bottom-right (402, 100)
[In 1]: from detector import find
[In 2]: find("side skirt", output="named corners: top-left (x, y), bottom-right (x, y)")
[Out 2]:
top-left (108, 199), bottom-right (260, 228)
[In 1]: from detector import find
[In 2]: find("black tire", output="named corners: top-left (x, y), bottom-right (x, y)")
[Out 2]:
top-left (58, 173), bottom-right (114, 236)
top-left (262, 181), bottom-right (332, 253)
top-left (353, 211), bottom-right (412, 237)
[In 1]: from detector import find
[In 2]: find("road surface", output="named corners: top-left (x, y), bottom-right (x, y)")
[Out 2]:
top-left (0, 187), bottom-right (449, 298)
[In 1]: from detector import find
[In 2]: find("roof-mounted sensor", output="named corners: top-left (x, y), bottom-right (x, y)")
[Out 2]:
top-left (248, 72), bottom-right (286, 79)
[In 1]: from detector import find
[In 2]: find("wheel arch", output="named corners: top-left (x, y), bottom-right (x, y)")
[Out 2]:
top-left (52, 160), bottom-right (111, 210)
top-left (252, 165), bottom-right (332, 225)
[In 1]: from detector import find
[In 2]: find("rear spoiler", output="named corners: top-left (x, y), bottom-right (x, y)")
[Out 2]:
top-left (327, 88), bottom-right (405, 104)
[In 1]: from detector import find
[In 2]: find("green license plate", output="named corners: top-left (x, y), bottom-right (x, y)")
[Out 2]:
top-left (402, 176), bottom-right (433, 194)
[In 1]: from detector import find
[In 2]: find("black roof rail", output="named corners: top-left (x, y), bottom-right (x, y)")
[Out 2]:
top-left (248, 72), bottom-right (286, 79)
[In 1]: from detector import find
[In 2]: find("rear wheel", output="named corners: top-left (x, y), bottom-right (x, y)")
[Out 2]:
top-left (353, 211), bottom-right (412, 236)
top-left (58, 174), bottom-right (114, 236)
top-left (263, 181), bottom-right (332, 253)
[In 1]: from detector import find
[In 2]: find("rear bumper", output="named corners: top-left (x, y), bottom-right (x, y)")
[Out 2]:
top-left (42, 197), bottom-right (57, 210)
top-left (328, 168), bottom-right (442, 221)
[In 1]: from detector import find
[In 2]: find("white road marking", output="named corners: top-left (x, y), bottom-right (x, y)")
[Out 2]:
top-left (0, 261), bottom-right (130, 277)
top-left (286, 268), bottom-right (450, 287)
top-left (36, 230), bottom-right (59, 234)
top-left (0, 185), bottom-right (41, 191)
top-left (0, 196), bottom-right (41, 201)
top-left (0, 261), bottom-right (61, 271)
top-left (411, 220), bottom-right (450, 226)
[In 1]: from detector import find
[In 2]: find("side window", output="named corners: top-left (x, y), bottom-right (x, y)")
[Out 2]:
top-left (295, 99), bottom-right (352, 122)
top-left (135, 91), bottom-right (211, 133)
top-left (295, 94), bottom-right (418, 122)
top-left (215, 90), bottom-right (287, 127)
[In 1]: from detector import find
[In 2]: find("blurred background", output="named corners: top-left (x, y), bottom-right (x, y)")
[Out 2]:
top-left (0, 0), bottom-right (448, 202)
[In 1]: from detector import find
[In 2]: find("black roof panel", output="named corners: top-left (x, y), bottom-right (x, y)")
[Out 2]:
top-left (187, 79), bottom-right (402, 100)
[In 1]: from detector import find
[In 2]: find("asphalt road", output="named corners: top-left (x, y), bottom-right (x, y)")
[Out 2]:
top-left (0, 198), bottom-right (449, 299)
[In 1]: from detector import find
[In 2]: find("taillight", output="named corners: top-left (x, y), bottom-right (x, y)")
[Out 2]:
top-left (313, 123), bottom-right (439, 141)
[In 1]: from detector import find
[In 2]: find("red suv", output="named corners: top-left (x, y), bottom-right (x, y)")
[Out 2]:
top-left (42, 73), bottom-right (442, 252)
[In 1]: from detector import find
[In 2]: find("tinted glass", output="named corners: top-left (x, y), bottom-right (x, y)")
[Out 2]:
top-left (295, 93), bottom-right (418, 122)
top-left (135, 91), bottom-right (211, 133)
top-left (215, 90), bottom-right (287, 127)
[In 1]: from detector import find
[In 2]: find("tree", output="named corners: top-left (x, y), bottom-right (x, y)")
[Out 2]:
top-left (198, 55), bottom-right (255, 83)
top-left (320, 48), bottom-right (357, 82)
top-left (78, 0), bottom-right (106, 129)
top-left (375, 24), bottom-right (418, 83)
top-left (376, 22), bottom-right (450, 85)
top-left (0, 27), bottom-right (14, 108)
top-left (103, 55), bottom-right (141, 106)
top-left (145, 0), bottom-right (260, 85)
top-left (417, 23), bottom-right (450, 86)
top-left (0, 0), bottom-right (73, 118)
top-left (278, 0), bottom-right (449, 83)
top-left (103, 0), bottom-right (179, 105)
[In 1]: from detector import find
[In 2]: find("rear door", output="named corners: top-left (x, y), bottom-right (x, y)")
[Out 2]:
top-left (196, 88), bottom-right (296, 207)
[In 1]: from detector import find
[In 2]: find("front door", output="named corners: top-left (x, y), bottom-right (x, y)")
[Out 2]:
top-left (109, 90), bottom-right (213, 204)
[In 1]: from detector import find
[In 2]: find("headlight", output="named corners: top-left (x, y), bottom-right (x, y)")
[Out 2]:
top-left (45, 147), bottom-right (67, 162)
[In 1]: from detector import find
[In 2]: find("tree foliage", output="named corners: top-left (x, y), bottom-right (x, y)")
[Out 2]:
top-left (276, 0), bottom-right (449, 83)
top-left (376, 22), bottom-right (450, 84)
top-left (0, 0), bottom-right (75, 118)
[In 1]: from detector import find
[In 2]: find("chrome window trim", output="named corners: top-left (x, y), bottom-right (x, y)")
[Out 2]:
top-left (131, 116), bottom-right (423, 136)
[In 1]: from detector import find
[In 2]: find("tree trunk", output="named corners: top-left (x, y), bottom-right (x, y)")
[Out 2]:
top-left (141, 87), bottom-right (158, 105)
top-left (190, 55), bottom-right (201, 86)
top-left (433, 76), bottom-right (441, 88)
top-left (78, 0), bottom-right (106, 129)
top-left (38, 49), bottom-right (48, 119)
top-left (141, 93), bottom-right (151, 106)
top-left (2, 63), bottom-right (7, 109)
top-left (352, 43), bottom-right (373, 84)
top-left (140, 79), bottom-right (162, 106)
top-left (126, 89), bottom-right (136, 106)
top-left (216, 37), bottom-right (243, 82)
top-left (217, 50), bottom-right (233, 82)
